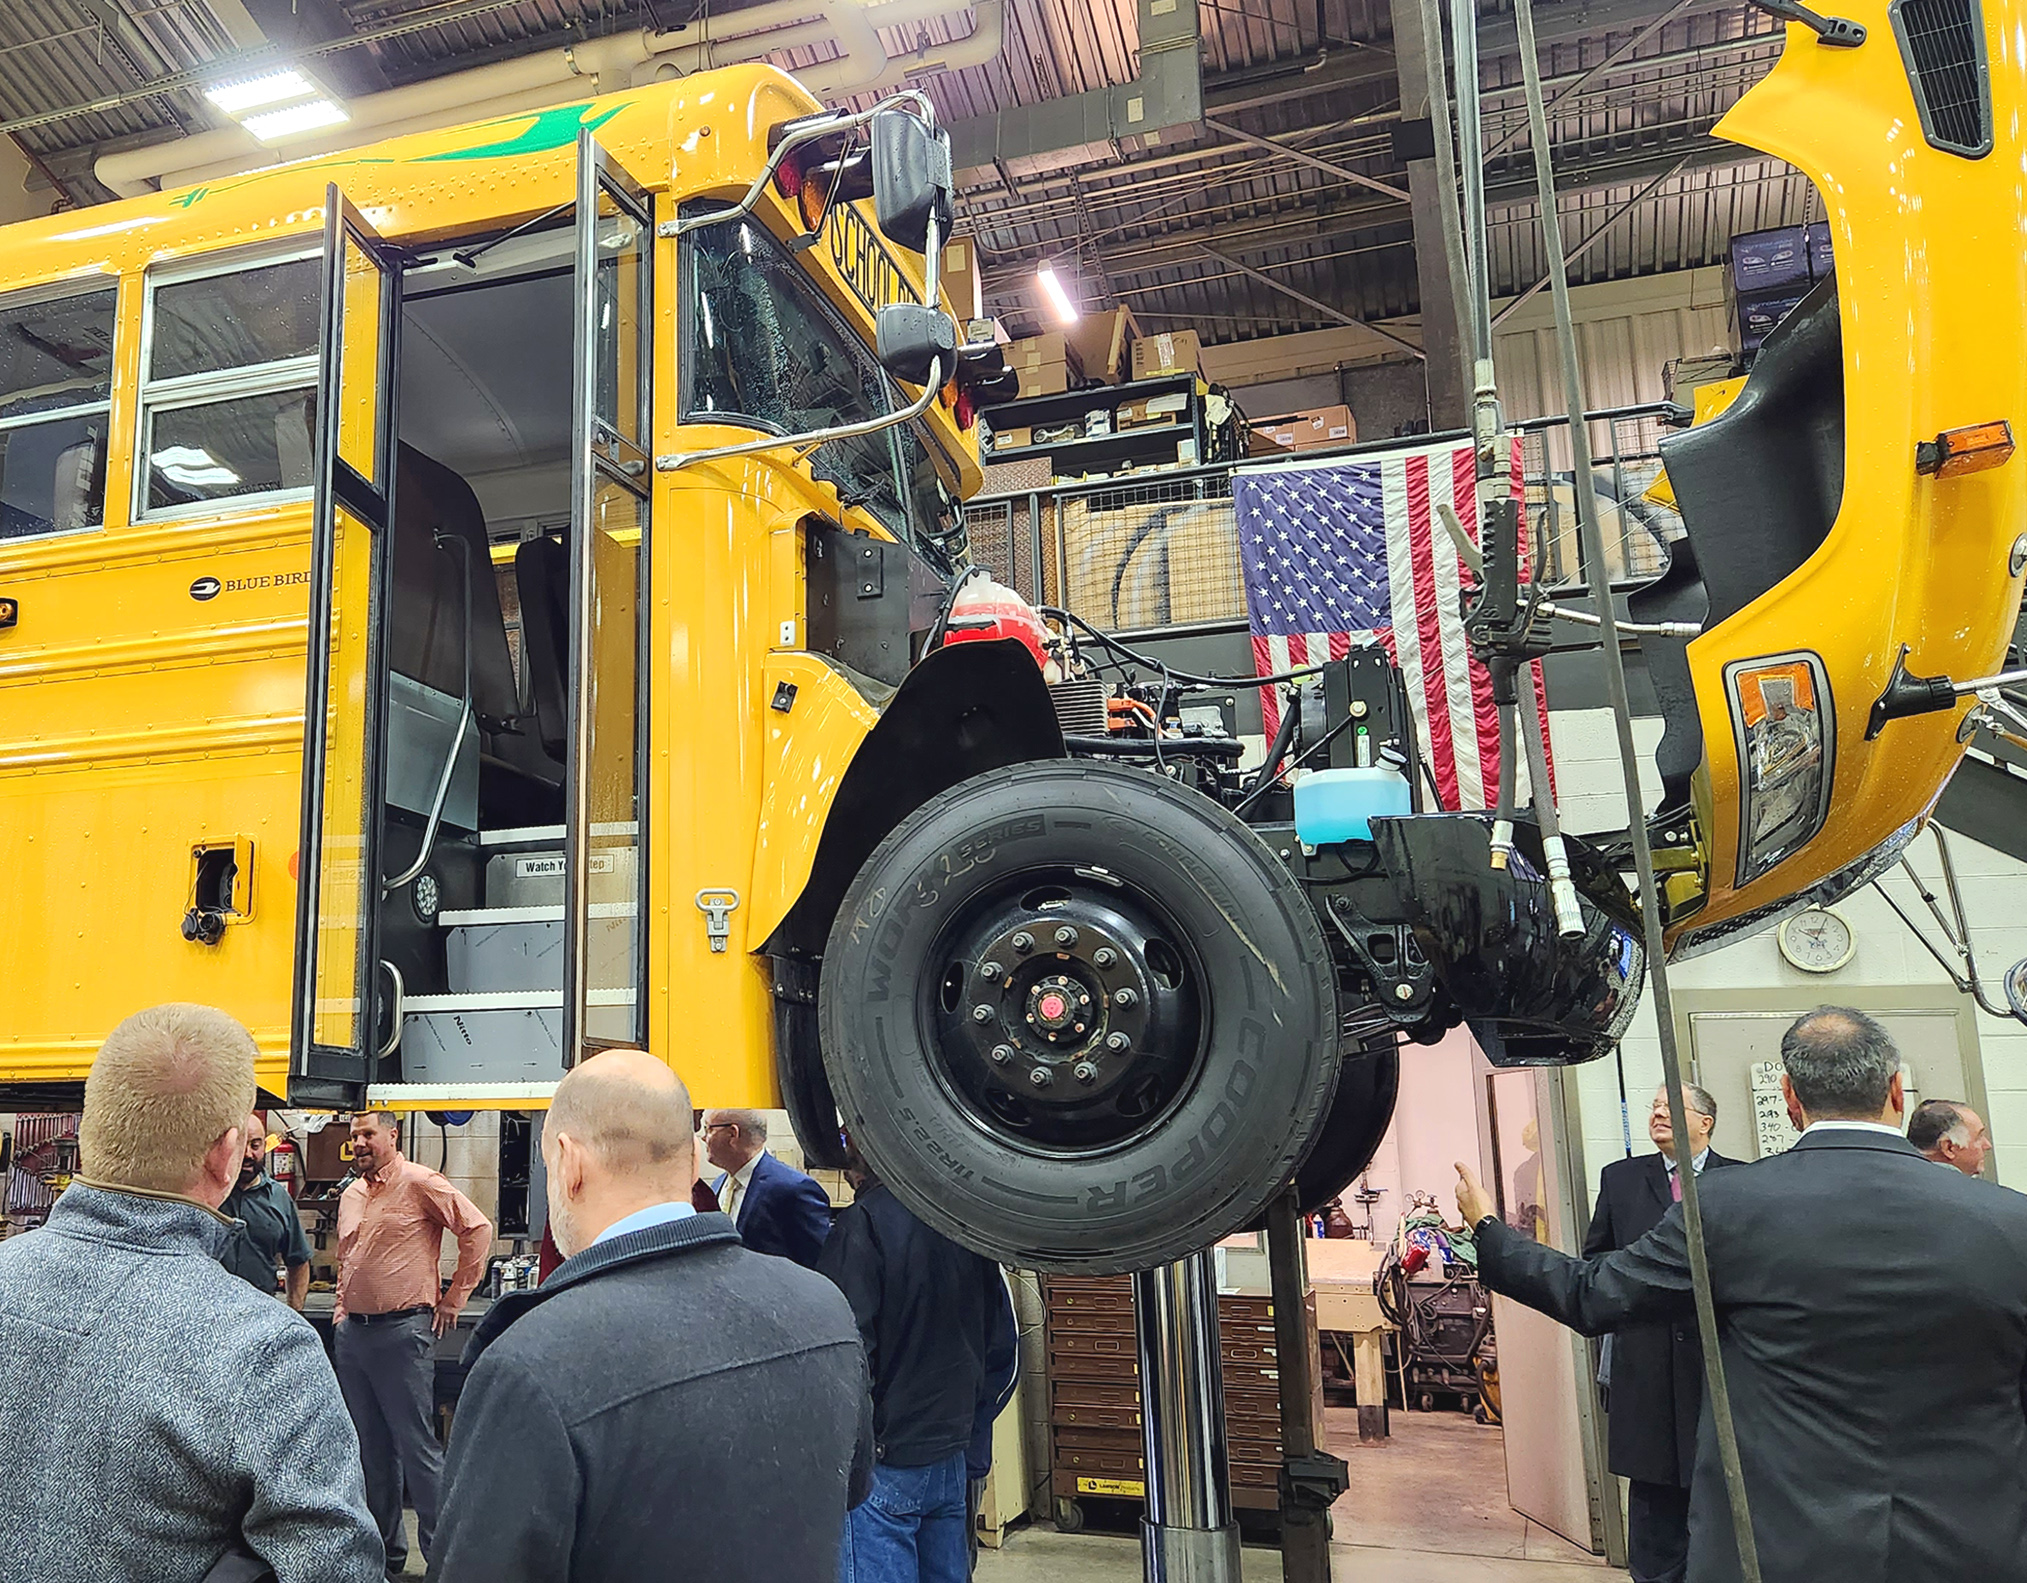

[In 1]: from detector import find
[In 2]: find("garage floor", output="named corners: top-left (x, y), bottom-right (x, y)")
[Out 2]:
top-left (977, 1407), bottom-right (1609, 1582)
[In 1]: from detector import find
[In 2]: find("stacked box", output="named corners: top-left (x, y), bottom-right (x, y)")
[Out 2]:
top-left (1252, 403), bottom-right (1356, 453)
top-left (1129, 329), bottom-right (1203, 379)
top-left (1007, 332), bottom-right (1084, 397)
top-left (1806, 220), bottom-right (1834, 281)
top-left (1729, 225), bottom-right (1816, 362)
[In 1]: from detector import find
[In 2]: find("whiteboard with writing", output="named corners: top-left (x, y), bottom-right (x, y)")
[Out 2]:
top-left (1750, 1060), bottom-right (1801, 1158)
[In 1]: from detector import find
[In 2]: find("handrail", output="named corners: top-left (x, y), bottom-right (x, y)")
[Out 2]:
top-left (383, 531), bottom-right (474, 897)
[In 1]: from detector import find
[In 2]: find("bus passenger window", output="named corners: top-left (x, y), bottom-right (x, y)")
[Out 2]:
top-left (0, 285), bottom-right (115, 543)
top-left (138, 254), bottom-right (320, 516)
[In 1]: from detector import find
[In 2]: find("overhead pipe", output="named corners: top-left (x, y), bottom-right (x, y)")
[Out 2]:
top-left (95, 0), bottom-right (997, 198)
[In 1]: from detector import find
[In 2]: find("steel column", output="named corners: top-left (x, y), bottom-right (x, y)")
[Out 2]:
top-left (1135, 1253), bottom-right (1242, 1583)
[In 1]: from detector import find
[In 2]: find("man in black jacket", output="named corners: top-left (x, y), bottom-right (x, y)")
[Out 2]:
top-left (1586, 1082), bottom-right (1738, 1583)
top-left (431, 1050), bottom-right (873, 1582)
top-left (818, 1149), bottom-right (1017, 1583)
top-left (1456, 1007), bottom-right (2027, 1583)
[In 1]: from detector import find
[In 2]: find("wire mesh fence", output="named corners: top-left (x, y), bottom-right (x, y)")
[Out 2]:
top-left (969, 404), bottom-right (1682, 635)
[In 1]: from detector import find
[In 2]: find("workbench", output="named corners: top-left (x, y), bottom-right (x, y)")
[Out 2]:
top-left (1304, 1239), bottom-right (1394, 1441)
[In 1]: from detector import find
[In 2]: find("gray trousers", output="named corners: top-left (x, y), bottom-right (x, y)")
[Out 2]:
top-left (334, 1312), bottom-right (443, 1570)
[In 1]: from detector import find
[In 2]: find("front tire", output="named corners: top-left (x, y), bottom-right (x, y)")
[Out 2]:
top-left (819, 761), bottom-right (1339, 1273)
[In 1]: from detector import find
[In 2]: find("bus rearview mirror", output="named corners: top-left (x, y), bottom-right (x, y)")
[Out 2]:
top-left (876, 304), bottom-right (956, 388)
top-left (872, 113), bottom-right (953, 258)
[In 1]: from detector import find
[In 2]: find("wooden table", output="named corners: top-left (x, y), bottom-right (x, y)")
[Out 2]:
top-left (1305, 1239), bottom-right (1394, 1441)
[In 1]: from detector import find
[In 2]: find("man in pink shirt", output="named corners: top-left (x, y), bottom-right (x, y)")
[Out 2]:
top-left (334, 1110), bottom-right (492, 1578)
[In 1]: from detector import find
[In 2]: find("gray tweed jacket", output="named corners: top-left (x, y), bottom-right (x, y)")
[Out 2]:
top-left (0, 1182), bottom-right (384, 1583)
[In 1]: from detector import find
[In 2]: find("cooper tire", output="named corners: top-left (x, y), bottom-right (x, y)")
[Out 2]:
top-left (1245, 1037), bottom-right (1399, 1229)
top-left (819, 760), bottom-right (1339, 1273)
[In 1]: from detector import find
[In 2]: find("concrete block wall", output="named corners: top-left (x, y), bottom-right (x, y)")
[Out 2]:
top-left (1548, 707), bottom-right (2027, 1198)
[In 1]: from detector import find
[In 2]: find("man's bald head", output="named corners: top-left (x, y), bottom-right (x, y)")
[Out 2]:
top-left (545, 1051), bottom-right (697, 1256)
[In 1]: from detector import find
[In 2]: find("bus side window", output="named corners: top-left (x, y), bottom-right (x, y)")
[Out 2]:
top-left (137, 253), bottom-right (322, 519)
top-left (0, 285), bottom-right (116, 544)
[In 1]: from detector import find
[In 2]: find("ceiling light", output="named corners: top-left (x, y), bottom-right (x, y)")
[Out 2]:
top-left (152, 446), bottom-right (241, 490)
top-left (1037, 263), bottom-right (1080, 326)
top-left (241, 99), bottom-right (350, 144)
top-left (203, 69), bottom-right (314, 117)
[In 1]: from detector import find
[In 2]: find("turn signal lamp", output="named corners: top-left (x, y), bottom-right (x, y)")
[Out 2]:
top-left (1916, 420), bottom-right (2015, 477)
top-left (797, 153), bottom-right (873, 232)
top-left (767, 115), bottom-right (849, 203)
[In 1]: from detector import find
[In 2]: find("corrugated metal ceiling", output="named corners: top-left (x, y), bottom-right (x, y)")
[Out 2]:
top-left (1, 0), bottom-right (1810, 354)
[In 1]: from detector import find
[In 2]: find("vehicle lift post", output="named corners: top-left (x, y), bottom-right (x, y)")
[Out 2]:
top-left (1134, 1252), bottom-right (1242, 1581)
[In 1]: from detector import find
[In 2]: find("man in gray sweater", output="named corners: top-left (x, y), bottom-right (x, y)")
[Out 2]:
top-left (0, 1003), bottom-right (384, 1583)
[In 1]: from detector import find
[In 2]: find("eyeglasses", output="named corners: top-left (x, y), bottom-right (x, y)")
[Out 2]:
top-left (702, 1122), bottom-right (738, 1136)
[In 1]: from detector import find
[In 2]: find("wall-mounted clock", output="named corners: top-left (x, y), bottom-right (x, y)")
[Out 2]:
top-left (1779, 907), bottom-right (1856, 974)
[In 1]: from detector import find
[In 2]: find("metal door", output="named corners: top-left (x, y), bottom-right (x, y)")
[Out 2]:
top-left (562, 131), bottom-right (653, 1064)
top-left (1484, 1065), bottom-right (1615, 1557)
top-left (1686, 1003), bottom-right (1986, 1163)
top-left (291, 188), bottom-right (401, 1106)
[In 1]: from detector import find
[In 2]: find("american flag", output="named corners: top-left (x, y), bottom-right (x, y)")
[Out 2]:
top-left (1234, 435), bottom-right (1552, 812)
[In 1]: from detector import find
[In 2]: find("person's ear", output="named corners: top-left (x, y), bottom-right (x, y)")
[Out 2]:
top-left (201, 1127), bottom-right (243, 1200)
top-left (553, 1132), bottom-right (591, 1200)
top-left (1782, 1072), bottom-right (1806, 1131)
top-left (1887, 1068), bottom-right (1906, 1118)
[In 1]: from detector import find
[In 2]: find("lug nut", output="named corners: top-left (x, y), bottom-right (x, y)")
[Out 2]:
top-left (972, 1004), bottom-right (995, 1023)
top-left (1093, 948), bottom-right (1116, 968)
top-left (1393, 983), bottom-right (1414, 1002)
top-left (1072, 1022), bottom-right (1085, 1035)
top-left (1113, 987), bottom-right (1138, 1008)
top-left (981, 960), bottom-right (1004, 979)
top-left (1029, 1067), bottom-right (1054, 1089)
top-left (990, 1044), bottom-right (1014, 1065)
top-left (1078, 993), bottom-right (1090, 1007)
top-left (1011, 932), bottom-right (1034, 953)
top-left (1055, 926), bottom-right (1079, 948)
top-left (1106, 1032), bottom-right (1131, 1053)
top-left (1073, 1061), bottom-right (1098, 1084)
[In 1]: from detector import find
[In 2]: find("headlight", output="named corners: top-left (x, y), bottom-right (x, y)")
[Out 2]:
top-left (1726, 653), bottom-right (1834, 885)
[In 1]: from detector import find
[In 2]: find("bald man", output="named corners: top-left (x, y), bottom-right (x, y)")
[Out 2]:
top-left (433, 1050), bottom-right (874, 1583)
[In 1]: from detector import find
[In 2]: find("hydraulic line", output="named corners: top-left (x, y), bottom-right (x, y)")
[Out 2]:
top-left (1044, 605), bottom-right (1333, 687)
top-left (1519, 661), bottom-right (1584, 937)
top-left (1510, 1), bottom-right (1763, 1576)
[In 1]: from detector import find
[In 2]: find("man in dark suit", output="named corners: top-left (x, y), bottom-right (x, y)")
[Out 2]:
top-left (1456, 1007), bottom-right (2027, 1583)
top-left (434, 1051), bottom-right (873, 1582)
top-left (1585, 1083), bottom-right (1739, 1583)
top-left (702, 1108), bottom-right (833, 1266)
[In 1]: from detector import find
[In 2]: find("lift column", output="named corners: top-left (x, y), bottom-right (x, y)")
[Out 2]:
top-left (1134, 1251), bottom-right (1242, 1582)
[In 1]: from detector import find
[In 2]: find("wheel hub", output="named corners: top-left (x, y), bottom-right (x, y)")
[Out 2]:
top-left (930, 880), bottom-right (1203, 1152)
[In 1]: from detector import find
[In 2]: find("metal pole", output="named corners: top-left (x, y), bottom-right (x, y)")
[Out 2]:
top-left (1507, 1), bottom-right (1763, 1579)
top-left (1265, 1189), bottom-right (1345, 1583)
top-left (1135, 1252), bottom-right (1242, 1583)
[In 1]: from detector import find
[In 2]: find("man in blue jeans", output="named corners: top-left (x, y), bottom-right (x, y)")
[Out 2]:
top-left (819, 1147), bottom-right (1017, 1583)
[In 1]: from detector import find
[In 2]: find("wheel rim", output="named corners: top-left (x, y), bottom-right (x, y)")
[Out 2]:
top-left (924, 869), bottom-right (1207, 1156)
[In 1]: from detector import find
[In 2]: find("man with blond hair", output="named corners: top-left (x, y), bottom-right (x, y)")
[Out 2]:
top-left (334, 1107), bottom-right (491, 1577)
top-left (433, 1049), bottom-right (872, 1582)
top-left (0, 1003), bottom-right (382, 1583)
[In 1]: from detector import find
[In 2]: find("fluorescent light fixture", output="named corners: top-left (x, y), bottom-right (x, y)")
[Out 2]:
top-left (242, 98), bottom-right (350, 144)
top-left (1037, 262), bottom-right (1080, 326)
top-left (203, 69), bottom-right (314, 116)
top-left (152, 446), bottom-right (241, 490)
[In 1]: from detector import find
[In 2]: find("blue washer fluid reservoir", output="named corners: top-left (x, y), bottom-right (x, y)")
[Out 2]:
top-left (1293, 766), bottom-right (1413, 844)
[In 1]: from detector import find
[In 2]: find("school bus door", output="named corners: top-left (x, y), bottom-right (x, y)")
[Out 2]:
top-left (291, 189), bottom-right (401, 1107)
top-left (561, 132), bottom-right (655, 1068)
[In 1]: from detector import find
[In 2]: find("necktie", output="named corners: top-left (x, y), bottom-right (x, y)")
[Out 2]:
top-left (723, 1174), bottom-right (742, 1223)
top-left (1670, 1167), bottom-right (1683, 1203)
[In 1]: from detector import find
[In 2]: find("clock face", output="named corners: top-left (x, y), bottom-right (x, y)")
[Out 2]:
top-left (1780, 907), bottom-right (1853, 973)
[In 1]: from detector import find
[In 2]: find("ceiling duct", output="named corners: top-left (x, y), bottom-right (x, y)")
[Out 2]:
top-left (94, 0), bottom-right (1003, 199)
top-left (945, 0), bottom-right (1201, 180)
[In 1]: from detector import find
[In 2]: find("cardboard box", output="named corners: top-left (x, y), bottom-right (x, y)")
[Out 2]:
top-left (1007, 332), bottom-right (1084, 397)
top-left (1738, 289), bottom-right (1808, 350)
top-left (1067, 308), bottom-right (1135, 386)
top-left (1252, 403), bottom-right (1355, 453)
top-left (984, 424), bottom-right (1032, 453)
top-left (1729, 226), bottom-right (1809, 295)
top-left (1116, 391), bottom-right (1189, 430)
top-left (941, 238), bottom-right (983, 324)
top-left (1163, 503), bottom-right (1246, 624)
top-left (1805, 219), bottom-right (1834, 281)
top-left (1246, 429), bottom-right (1294, 456)
top-left (1060, 499), bottom-right (1173, 628)
top-left (1131, 329), bottom-right (1203, 379)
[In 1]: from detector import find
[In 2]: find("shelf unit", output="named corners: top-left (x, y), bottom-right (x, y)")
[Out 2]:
top-left (982, 373), bottom-right (1206, 480)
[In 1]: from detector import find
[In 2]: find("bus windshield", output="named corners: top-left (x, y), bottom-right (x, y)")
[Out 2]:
top-left (678, 205), bottom-right (963, 566)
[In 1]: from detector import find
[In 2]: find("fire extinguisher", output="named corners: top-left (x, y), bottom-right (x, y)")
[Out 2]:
top-left (269, 1135), bottom-right (300, 1199)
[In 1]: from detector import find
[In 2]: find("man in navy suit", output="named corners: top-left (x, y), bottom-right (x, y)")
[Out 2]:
top-left (1585, 1083), bottom-right (1739, 1583)
top-left (702, 1109), bottom-right (833, 1267)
